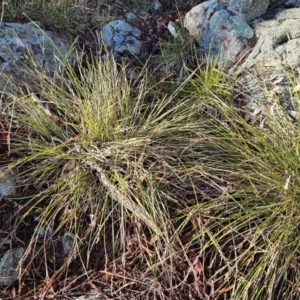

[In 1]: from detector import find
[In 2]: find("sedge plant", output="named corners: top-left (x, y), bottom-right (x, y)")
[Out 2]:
top-left (1, 16), bottom-right (300, 300)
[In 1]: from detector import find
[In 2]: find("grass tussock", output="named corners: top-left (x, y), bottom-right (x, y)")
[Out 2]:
top-left (1, 50), bottom-right (300, 299)
top-left (1, 1), bottom-right (300, 299)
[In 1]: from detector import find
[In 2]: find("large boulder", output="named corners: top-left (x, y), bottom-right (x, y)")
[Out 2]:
top-left (184, 0), bottom-right (255, 68)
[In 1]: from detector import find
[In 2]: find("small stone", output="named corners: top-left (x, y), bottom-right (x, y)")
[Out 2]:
top-left (55, 232), bottom-right (76, 265)
top-left (61, 232), bottom-right (75, 256)
top-left (0, 169), bottom-right (16, 197)
top-left (126, 12), bottom-right (138, 22)
top-left (102, 20), bottom-right (142, 55)
top-left (153, 0), bottom-right (162, 11)
top-left (167, 21), bottom-right (179, 38)
top-left (35, 225), bottom-right (54, 243)
top-left (0, 247), bottom-right (25, 286)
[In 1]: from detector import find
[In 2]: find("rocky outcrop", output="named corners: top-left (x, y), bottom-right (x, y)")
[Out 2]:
top-left (236, 8), bottom-right (300, 116)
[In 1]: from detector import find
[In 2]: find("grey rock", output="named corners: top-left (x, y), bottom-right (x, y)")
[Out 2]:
top-left (102, 20), bottom-right (142, 55)
top-left (61, 232), bottom-right (75, 257)
top-left (184, 0), bottom-right (223, 37)
top-left (219, 0), bottom-right (269, 22)
top-left (35, 229), bottom-right (76, 264)
top-left (277, 0), bottom-right (300, 5)
top-left (35, 225), bottom-right (54, 243)
top-left (125, 12), bottom-right (138, 22)
top-left (237, 68), bottom-right (297, 112)
top-left (153, 0), bottom-right (162, 11)
top-left (233, 8), bottom-right (300, 114)
top-left (53, 232), bottom-right (76, 264)
top-left (0, 248), bottom-right (25, 286)
top-left (167, 21), bottom-right (179, 38)
top-left (276, 7), bottom-right (300, 19)
top-left (0, 169), bottom-right (16, 197)
top-left (241, 8), bottom-right (300, 70)
top-left (0, 22), bottom-right (72, 84)
top-left (184, 0), bottom-right (254, 68)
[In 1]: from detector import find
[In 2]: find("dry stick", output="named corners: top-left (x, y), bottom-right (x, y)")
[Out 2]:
top-left (84, 161), bottom-right (162, 235)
